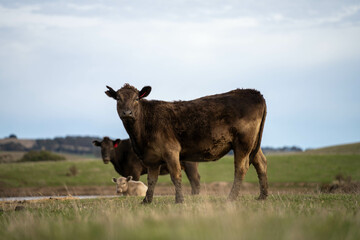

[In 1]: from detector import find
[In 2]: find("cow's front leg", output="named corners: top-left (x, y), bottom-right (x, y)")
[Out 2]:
top-left (142, 165), bottom-right (160, 204)
top-left (165, 151), bottom-right (184, 203)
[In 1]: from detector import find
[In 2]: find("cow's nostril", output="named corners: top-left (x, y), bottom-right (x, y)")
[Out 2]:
top-left (123, 110), bottom-right (132, 116)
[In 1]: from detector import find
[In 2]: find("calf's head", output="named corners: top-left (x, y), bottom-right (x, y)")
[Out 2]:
top-left (105, 84), bottom-right (151, 122)
top-left (112, 176), bottom-right (133, 194)
top-left (93, 137), bottom-right (121, 164)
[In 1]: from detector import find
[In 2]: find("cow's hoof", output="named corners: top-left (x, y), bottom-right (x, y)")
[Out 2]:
top-left (256, 195), bottom-right (267, 200)
top-left (142, 197), bottom-right (152, 204)
top-left (227, 193), bottom-right (238, 201)
top-left (175, 197), bottom-right (184, 204)
top-left (191, 189), bottom-right (200, 195)
top-left (227, 197), bottom-right (237, 202)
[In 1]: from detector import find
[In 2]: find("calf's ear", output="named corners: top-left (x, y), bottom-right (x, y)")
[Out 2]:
top-left (112, 177), bottom-right (117, 183)
top-left (138, 86), bottom-right (151, 99)
top-left (93, 140), bottom-right (101, 147)
top-left (105, 86), bottom-right (118, 100)
top-left (126, 176), bottom-right (133, 182)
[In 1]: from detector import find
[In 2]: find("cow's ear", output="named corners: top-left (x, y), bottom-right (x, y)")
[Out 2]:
top-left (93, 140), bottom-right (101, 147)
top-left (138, 86), bottom-right (151, 99)
top-left (113, 139), bottom-right (121, 148)
top-left (112, 177), bottom-right (117, 183)
top-left (105, 86), bottom-right (117, 100)
top-left (126, 176), bottom-right (133, 182)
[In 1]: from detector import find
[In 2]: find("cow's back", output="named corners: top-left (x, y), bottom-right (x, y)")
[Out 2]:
top-left (128, 181), bottom-right (148, 196)
top-left (143, 89), bottom-right (266, 162)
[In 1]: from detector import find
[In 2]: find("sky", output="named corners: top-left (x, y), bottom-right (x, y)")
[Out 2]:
top-left (0, 0), bottom-right (359, 149)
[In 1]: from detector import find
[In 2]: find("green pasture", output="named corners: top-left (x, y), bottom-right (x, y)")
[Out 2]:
top-left (0, 154), bottom-right (359, 188)
top-left (1, 194), bottom-right (359, 240)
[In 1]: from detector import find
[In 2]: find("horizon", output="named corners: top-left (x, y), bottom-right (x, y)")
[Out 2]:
top-left (1, 0), bottom-right (360, 149)
top-left (1, 133), bottom-right (359, 150)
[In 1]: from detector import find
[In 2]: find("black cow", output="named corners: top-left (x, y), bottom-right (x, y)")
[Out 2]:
top-left (93, 137), bottom-right (200, 194)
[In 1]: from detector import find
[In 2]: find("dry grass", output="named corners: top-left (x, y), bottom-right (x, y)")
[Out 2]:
top-left (320, 174), bottom-right (360, 194)
top-left (0, 151), bottom-right (26, 163)
top-left (1, 194), bottom-right (359, 240)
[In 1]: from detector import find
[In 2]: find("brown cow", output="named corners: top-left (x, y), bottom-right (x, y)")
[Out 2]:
top-left (93, 137), bottom-right (201, 194)
top-left (105, 84), bottom-right (268, 203)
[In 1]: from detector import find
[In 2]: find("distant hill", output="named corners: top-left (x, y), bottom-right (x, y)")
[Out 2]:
top-left (0, 138), bottom-right (36, 150)
top-left (0, 136), bottom-right (101, 156)
top-left (305, 142), bottom-right (360, 155)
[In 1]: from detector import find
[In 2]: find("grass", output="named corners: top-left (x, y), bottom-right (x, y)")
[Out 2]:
top-left (305, 142), bottom-right (360, 154)
top-left (265, 154), bottom-right (360, 183)
top-left (199, 154), bottom-right (360, 183)
top-left (0, 158), bottom-right (113, 188)
top-left (1, 150), bottom-right (359, 240)
top-left (0, 194), bottom-right (359, 240)
top-left (0, 154), bottom-right (360, 188)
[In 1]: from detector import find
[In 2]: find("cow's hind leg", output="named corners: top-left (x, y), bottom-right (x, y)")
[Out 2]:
top-left (183, 162), bottom-right (201, 195)
top-left (142, 165), bottom-right (160, 204)
top-left (228, 145), bottom-right (250, 201)
top-left (165, 151), bottom-right (184, 203)
top-left (252, 149), bottom-right (268, 200)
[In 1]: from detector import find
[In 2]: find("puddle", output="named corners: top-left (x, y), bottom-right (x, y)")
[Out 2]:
top-left (0, 195), bottom-right (118, 202)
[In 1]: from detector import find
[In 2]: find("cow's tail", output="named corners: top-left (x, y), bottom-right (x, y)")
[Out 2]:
top-left (250, 102), bottom-right (267, 162)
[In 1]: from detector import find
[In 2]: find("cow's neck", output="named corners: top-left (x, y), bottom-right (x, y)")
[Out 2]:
top-left (122, 114), bottom-right (145, 160)
top-left (110, 154), bottom-right (120, 171)
top-left (110, 150), bottom-right (125, 175)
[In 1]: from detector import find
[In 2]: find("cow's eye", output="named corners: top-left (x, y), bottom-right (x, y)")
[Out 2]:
top-left (116, 95), bottom-right (125, 102)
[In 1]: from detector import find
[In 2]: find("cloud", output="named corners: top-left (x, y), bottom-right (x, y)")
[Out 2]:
top-left (1, 2), bottom-right (360, 95)
top-left (1, 2), bottom-right (359, 83)
top-left (66, 3), bottom-right (112, 12)
top-left (0, 1), bottom-right (359, 147)
top-left (0, 5), bottom-right (101, 28)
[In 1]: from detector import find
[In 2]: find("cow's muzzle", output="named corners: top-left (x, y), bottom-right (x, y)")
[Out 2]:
top-left (121, 110), bottom-right (132, 117)
top-left (120, 110), bottom-right (135, 120)
top-left (102, 157), bottom-right (110, 164)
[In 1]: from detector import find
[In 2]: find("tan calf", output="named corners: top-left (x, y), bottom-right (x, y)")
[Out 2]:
top-left (112, 176), bottom-right (147, 196)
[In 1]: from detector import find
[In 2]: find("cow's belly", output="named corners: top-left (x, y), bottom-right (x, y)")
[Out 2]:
top-left (178, 124), bottom-right (233, 162)
top-left (180, 141), bottom-right (232, 162)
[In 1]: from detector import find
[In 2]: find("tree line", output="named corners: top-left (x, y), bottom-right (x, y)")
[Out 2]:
top-left (0, 136), bottom-right (101, 157)
top-left (1, 135), bottom-right (303, 156)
